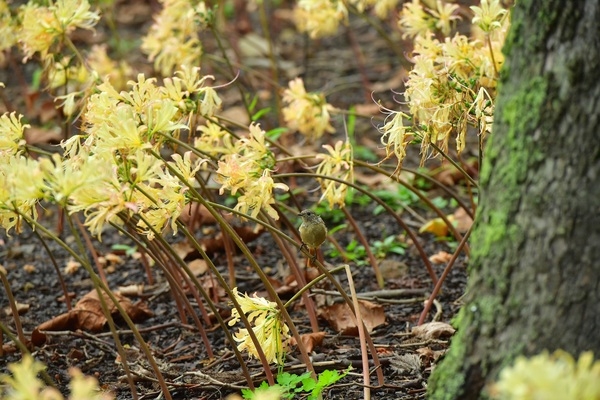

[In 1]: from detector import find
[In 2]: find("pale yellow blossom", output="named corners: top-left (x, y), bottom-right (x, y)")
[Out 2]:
top-left (228, 288), bottom-right (291, 365)
top-left (316, 140), bottom-right (353, 208)
top-left (294, 0), bottom-right (348, 39)
top-left (0, 112), bottom-right (29, 158)
top-left (471, 0), bottom-right (508, 33)
top-left (282, 78), bottom-right (335, 142)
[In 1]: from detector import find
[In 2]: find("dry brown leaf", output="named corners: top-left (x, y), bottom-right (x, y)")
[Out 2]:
top-left (23, 264), bottom-right (36, 273)
top-left (416, 346), bottom-right (447, 365)
top-left (187, 259), bottom-right (208, 276)
top-left (172, 240), bottom-right (196, 260)
top-left (32, 290), bottom-right (153, 345)
top-left (179, 203), bottom-right (218, 225)
top-left (429, 251), bottom-right (452, 264)
top-left (4, 302), bottom-right (30, 316)
top-left (24, 126), bottom-right (62, 146)
top-left (64, 259), bottom-right (81, 274)
top-left (290, 331), bottom-right (326, 353)
top-left (453, 208), bottom-right (473, 233)
top-left (318, 300), bottom-right (385, 335)
top-left (389, 353), bottom-right (422, 375)
top-left (117, 284), bottom-right (144, 297)
top-left (412, 321), bottom-right (455, 340)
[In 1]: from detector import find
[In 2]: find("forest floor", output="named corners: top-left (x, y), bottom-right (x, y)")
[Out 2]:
top-left (0, 1), bottom-right (475, 398)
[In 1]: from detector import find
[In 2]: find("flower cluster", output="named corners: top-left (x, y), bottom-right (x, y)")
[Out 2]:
top-left (0, 66), bottom-right (219, 239)
top-left (18, 0), bottom-right (100, 61)
top-left (228, 288), bottom-right (291, 365)
top-left (282, 78), bottom-right (335, 142)
top-left (381, 0), bottom-right (509, 168)
top-left (294, 0), bottom-right (399, 38)
top-left (0, 355), bottom-right (113, 399)
top-left (52, 68), bottom-right (218, 238)
top-left (0, 107), bottom-right (45, 234)
top-left (0, 2), bottom-right (17, 66)
top-left (215, 124), bottom-right (288, 219)
top-left (490, 350), bottom-right (600, 400)
top-left (316, 140), bottom-right (354, 208)
top-left (141, 0), bottom-right (210, 76)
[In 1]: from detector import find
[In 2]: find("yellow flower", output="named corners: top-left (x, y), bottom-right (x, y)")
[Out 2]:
top-left (194, 121), bottom-right (234, 157)
top-left (141, 0), bottom-right (208, 75)
top-left (0, 112), bottom-right (29, 158)
top-left (430, 0), bottom-right (460, 36)
top-left (282, 78), bottom-right (335, 142)
top-left (19, 0), bottom-right (99, 61)
top-left (398, 0), bottom-right (434, 39)
top-left (316, 140), bottom-right (353, 208)
top-left (294, 0), bottom-right (348, 39)
top-left (228, 288), bottom-right (291, 365)
top-left (471, 0), bottom-right (508, 33)
top-left (234, 170), bottom-right (288, 219)
top-left (379, 110), bottom-right (412, 174)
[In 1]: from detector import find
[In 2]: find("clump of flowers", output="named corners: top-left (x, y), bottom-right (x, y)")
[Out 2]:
top-left (228, 288), bottom-right (291, 365)
top-left (282, 78), bottom-right (335, 142)
top-left (0, 111), bottom-right (28, 158)
top-left (141, 0), bottom-right (210, 76)
top-left (41, 66), bottom-right (217, 239)
top-left (0, 1), bottom-right (17, 66)
top-left (0, 355), bottom-right (113, 400)
top-left (490, 350), bottom-right (600, 400)
top-left (18, 0), bottom-right (100, 62)
top-left (380, 0), bottom-right (509, 170)
top-left (215, 123), bottom-right (288, 220)
top-left (294, 0), bottom-right (400, 38)
top-left (315, 139), bottom-right (354, 208)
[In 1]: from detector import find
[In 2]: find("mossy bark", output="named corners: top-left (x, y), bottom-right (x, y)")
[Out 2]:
top-left (427, 1), bottom-right (600, 399)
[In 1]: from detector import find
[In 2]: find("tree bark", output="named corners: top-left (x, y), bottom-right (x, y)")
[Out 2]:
top-left (427, 1), bottom-right (600, 399)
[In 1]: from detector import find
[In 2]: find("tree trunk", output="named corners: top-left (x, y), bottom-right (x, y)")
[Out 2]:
top-left (427, 1), bottom-right (600, 399)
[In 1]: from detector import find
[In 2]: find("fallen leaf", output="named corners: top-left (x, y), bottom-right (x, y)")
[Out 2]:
top-left (453, 207), bottom-right (473, 233)
top-left (4, 302), bottom-right (30, 316)
top-left (24, 126), bottom-right (62, 144)
top-left (419, 215), bottom-right (455, 237)
top-left (172, 240), bottom-right (196, 260)
top-left (64, 259), bottom-right (81, 274)
top-left (117, 284), bottom-right (144, 297)
top-left (290, 331), bottom-right (326, 353)
top-left (429, 251), bottom-right (452, 264)
top-left (318, 300), bottom-right (385, 335)
top-left (412, 321), bottom-right (455, 340)
top-left (389, 353), bottom-right (422, 375)
top-left (187, 258), bottom-right (208, 276)
top-left (23, 264), bottom-right (36, 273)
top-left (416, 346), bottom-right (446, 365)
top-left (32, 290), bottom-right (153, 345)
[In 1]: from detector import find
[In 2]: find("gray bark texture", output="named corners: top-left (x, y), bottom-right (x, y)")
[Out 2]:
top-left (427, 0), bottom-right (600, 398)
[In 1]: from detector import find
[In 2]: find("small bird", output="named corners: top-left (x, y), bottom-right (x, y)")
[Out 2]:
top-left (298, 210), bottom-right (327, 265)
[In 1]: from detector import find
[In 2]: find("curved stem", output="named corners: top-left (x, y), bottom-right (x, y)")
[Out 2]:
top-left (418, 223), bottom-right (473, 325)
